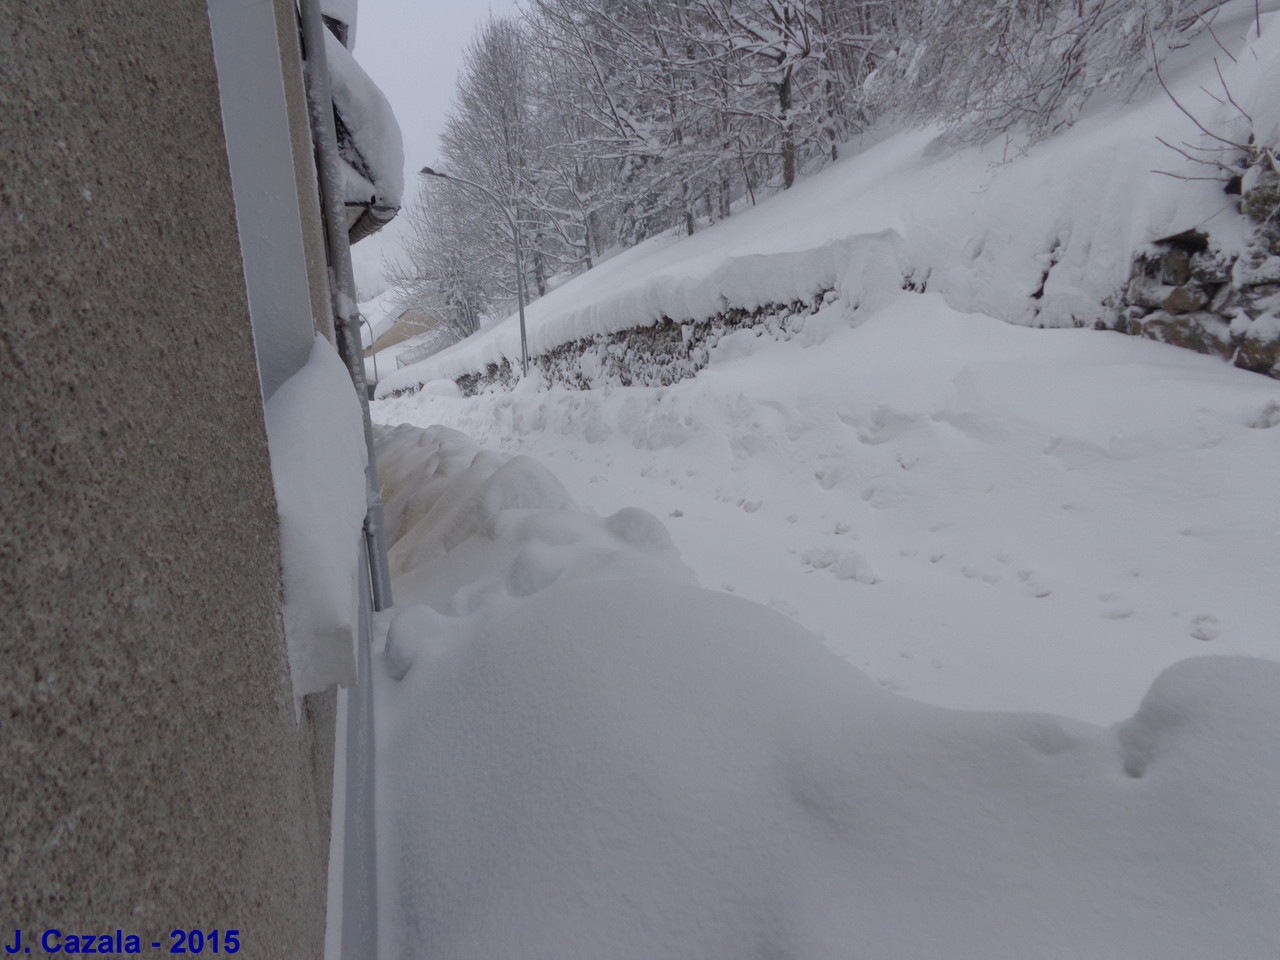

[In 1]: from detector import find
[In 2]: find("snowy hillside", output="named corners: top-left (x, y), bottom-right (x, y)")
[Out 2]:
top-left (365, 4), bottom-right (1280, 956)
top-left (378, 0), bottom-right (1280, 394)
top-left (371, 0), bottom-right (1280, 724)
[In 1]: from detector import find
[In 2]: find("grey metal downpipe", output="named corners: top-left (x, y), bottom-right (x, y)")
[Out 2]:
top-left (340, 538), bottom-right (380, 960)
top-left (297, 2), bottom-right (387, 957)
top-left (297, 0), bottom-right (393, 614)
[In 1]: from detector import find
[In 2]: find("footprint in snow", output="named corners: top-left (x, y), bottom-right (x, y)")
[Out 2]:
top-left (1191, 614), bottom-right (1220, 641)
top-left (801, 547), bottom-right (879, 584)
top-left (961, 565), bottom-right (1001, 585)
top-left (1010, 569), bottom-right (1050, 597)
top-left (1247, 401), bottom-right (1280, 428)
top-left (814, 467), bottom-right (839, 490)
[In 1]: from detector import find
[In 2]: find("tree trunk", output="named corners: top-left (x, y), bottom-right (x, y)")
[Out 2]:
top-left (532, 240), bottom-right (547, 298)
top-left (779, 66), bottom-right (795, 189)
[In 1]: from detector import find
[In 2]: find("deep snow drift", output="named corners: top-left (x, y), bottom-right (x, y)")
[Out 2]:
top-left (364, 5), bottom-right (1280, 953)
top-left (266, 336), bottom-right (368, 698)
top-left (376, 292), bottom-right (1280, 723)
top-left (373, 424), bottom-right (1280, 960)
top-left (369, 1), bottom-right (1280, 725)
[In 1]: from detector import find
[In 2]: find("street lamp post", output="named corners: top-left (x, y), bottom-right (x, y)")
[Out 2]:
top-left (419, 166), bottom-right (529, 377)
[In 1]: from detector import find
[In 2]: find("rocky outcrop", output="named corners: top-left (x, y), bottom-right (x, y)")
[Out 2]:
top-left (1114, 157), bottom-right (1280, 377)
top-left (1119, 240), bottom-right (1280, 375)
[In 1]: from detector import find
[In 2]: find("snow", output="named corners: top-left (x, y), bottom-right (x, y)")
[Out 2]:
top-left (322, 0), bottom-right (358, 43)
top-left (357, 287), bottom-right (402, 346)
top-left (371, 423), bottom-right (1280, 959)
top-left (368, 2), bottom-right (1280, 724)
top-left (364, 5), bottom-right (1280, 954)
top-left (376, 292), bottom-right (1280, 723)
top-left (378, 1), bottom-right (1277, 396)
top-left (356, 290), bottom-right (454, 386)
top-left (266, 336), bottom-right (370, 698)
top-left (374, 424), bottom-right (688, 617)
top-left (326, 29), bottom-right (404, 213)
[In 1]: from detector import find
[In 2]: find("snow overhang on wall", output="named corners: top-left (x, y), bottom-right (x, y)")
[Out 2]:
top-left (208, 0), bottom-right (385, 698)
top-left (266, 337), bottom-right (369, 698)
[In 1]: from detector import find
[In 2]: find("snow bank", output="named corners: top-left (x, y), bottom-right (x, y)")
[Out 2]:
top-left (378, 1), bottom-right (1279, 394)
top-left (375, 424), bottom-right (691, 620)
top-left (373, 423), bottom-right (1280, 959)
top-left (266, 336), bottom-right (369, 698)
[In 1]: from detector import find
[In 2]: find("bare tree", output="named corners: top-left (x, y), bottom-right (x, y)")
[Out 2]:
top-left (397, 0), bottom-right (1208, 342)
top-left (385, 185), bottom-right (488, 346)
top-left (868, 0), bottom-right (1209, 142)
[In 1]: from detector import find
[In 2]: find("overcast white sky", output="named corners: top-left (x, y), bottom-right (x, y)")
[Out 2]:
top-left (350, 0), bottom-right (519, 296)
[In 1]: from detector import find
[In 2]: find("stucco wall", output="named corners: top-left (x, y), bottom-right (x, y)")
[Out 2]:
top-left (1, 3), bottom-right (333, 954)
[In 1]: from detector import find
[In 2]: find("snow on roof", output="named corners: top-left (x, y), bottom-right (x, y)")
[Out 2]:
top-left (326, 29), bottom-right (403, 214)
top-left (357, 287), bottom-right (406, 345)
top-left (321, 0), bottom-right (357, 44)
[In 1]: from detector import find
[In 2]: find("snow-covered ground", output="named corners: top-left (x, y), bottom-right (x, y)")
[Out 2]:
top-left (376, 294), bottom-right (1280, 725)
top-left (366, 5), bottom-right (1280, 955)
top-left (371, 422), bottom-right (1280, 959)
top-left (371, 3), bottom-right (1280, 723)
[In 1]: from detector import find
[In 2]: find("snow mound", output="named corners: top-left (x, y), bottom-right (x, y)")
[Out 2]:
top-left (374, 424), bottom-right (1280, 960)
top-left (265, 336), bottom-right (368, 697)
top-left (375, 424), bottom-right (691, 619)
